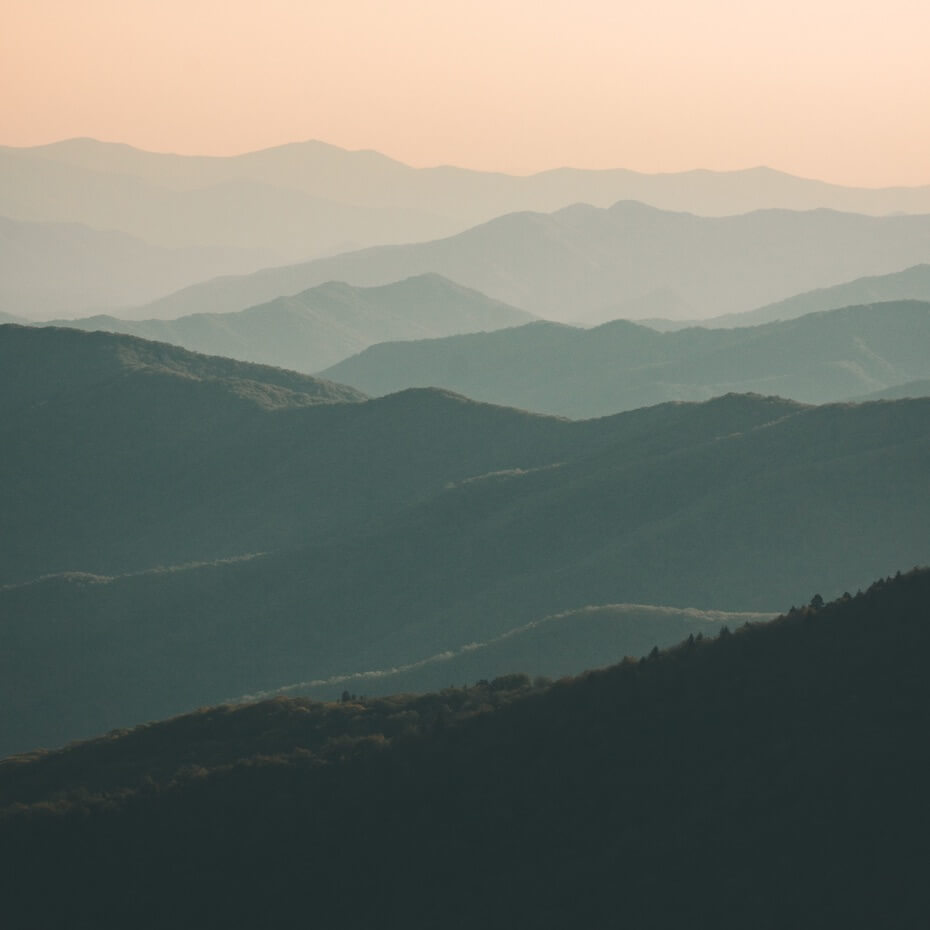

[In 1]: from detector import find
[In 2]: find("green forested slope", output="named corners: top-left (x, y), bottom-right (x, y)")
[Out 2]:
top-left (3, 338), bottom-right (927, 756)
top-left (0, 325), bottom-right (623, 585)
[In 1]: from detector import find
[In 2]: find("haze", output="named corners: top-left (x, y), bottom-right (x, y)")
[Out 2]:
top-left (4, 0), bottom-right (930, 186)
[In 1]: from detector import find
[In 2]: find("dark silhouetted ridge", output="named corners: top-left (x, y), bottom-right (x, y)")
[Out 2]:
top-left (2, 569), bottom-right (928, 928)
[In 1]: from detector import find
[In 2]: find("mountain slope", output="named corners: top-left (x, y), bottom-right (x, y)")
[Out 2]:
top-left (49, 274), bottom-right (534, 370)
top-left (323, 301), bottom-right (930, 416)
top-left (134, 202), bottom-right (930, 322)
top-left (3, 359), bottom-right (928, 755)
top-left (1, 324), bottom-right (659, 586)
top-left (2, 570), bottom-right (929, 929)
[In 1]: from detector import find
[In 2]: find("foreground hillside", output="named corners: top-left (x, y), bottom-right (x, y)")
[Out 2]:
top-left (323, 300), bottom-right (930, 416)
top-left (49, 273), bottom-right (533, 370)
top-left (2, 570), bottom-right (928, 929)
top-left (133, 202), bottom-right (930, 322)
top-left (3, 327), bottom-right (928, 755)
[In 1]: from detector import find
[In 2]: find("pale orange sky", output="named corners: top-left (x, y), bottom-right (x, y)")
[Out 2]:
top-left (3, 0), bottom-right (930, 186)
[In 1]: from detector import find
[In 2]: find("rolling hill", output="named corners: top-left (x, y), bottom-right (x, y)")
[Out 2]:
top-left (2, 570), bottom-right (928, 929)
top-left (132, 202), bottom-right (930, 322)
top-left (323, 300), bottom-right (930, 417)
top-left (47, 274), bottom-right (534, 371)
top-left (2, 328), bottom-right (928, 756)
top-left (2, 325), bottom-right (641, 587)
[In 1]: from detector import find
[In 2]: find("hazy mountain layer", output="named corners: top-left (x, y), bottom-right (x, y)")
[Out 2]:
top-left (134, 202), bottom-right (930, 322)
top-left (3, 571), bottom-right (928, 929)
top-left (13, 137), bottom-right (930, 223)
top-left (0, 215), bottom-right (280, 318)
top-left (0, 146), bottom-right (459, 266)
top-left (645, 263), bottom-right (930, 329)
top-left (323, 301), bottom-right (930, 417)
top-left (3, 328), bottom-right (927, 755)
top-left (48, 274), bottom-right (533, 371)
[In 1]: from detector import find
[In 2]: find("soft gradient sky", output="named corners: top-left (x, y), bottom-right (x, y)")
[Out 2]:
top-left (3, 0), bottom-right (930, 186)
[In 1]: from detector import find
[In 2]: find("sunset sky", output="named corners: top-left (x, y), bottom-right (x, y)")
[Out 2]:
top-left (3, 0), bottom-right (930, 186)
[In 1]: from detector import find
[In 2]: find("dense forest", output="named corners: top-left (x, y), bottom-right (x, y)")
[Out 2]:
top-left (3, 569), bottom-right (928, 928)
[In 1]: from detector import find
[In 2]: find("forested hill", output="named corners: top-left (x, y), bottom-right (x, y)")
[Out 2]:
top-left (2, 569), bottom-right (928, 929)
top-left (1, 324), bottom-right (604, 585)
top-left (0, 323), bottom-right (366, 413)
top-left (4, 332), bottom-right (929, 754)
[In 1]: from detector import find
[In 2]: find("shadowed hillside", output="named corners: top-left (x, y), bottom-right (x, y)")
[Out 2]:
top-left (2, 570), bottom-right (928, 929)
top-left (4, 324), bottom-right (692, 587)
top-left (3, 333), bottom-right (928, 756)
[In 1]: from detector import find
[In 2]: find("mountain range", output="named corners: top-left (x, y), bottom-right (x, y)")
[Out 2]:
top-left (3, 570), bottom-right (928, 929)
top-left (45, 274), bottom-right (533, 371)
top-left (3, 325), bottom-right (928, 756)
top-left (323, 300), bottom-right (930, 416)
top-left (130, 202), bottom-right (930, 323)
top-left (6, 124), bottom-right (930, 930)
top-left (0, 141), bottom-right (460, 266)
top-left (10, 137), bottom-right (930, 324)
top-left (11, 137), bottom-right (930, 228)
